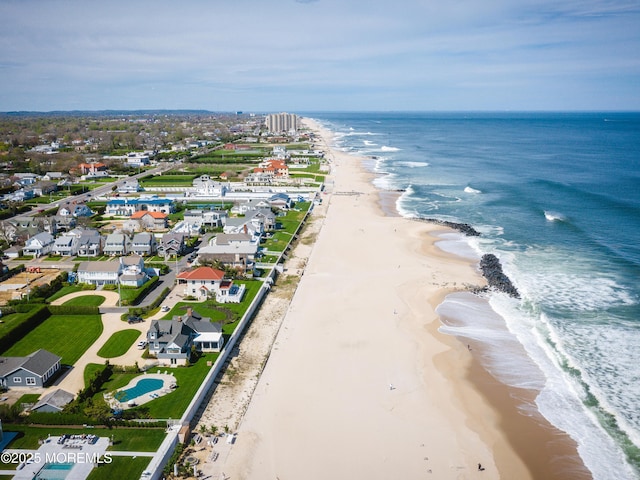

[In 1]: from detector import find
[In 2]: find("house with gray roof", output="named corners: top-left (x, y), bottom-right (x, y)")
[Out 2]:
top-left (130, 232), bottom-right (157, 256)
top-left (77, 261), bottom-right (121, 285)
top-left (52, 234), bottom-right (79, 256)
top-left (147, 308), bottom-right (223, 366)
top-left (103, 233), bottom-right (127, 256)
top-left (0, 349), bottom-right (61, 388)
top-left (23, 232), bottom-right (55, 257)
top-left (77, 229), bottom-right (103, 257)
top-left (30, 389), bottom-right (74, 413)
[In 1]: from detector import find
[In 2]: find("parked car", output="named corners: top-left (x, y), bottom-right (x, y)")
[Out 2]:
top-left (136, 340), bottom-right (147, 350)
top-left (127, 315), bottom-right (143, 324)
top-left (161, 305), bottom-right (170, 312)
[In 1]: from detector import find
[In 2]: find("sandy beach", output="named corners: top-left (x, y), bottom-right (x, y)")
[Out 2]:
top-left (203, 118), bottom-right (589, 480)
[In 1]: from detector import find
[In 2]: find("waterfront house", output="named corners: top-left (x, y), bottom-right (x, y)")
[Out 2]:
top-left (147, 308), bottom-right (224, 366)
top-left (23, 232), bottom-right (55, 257)
top-left (176, 266), bottom-right (230, 300)
top-left (0, 349), bottom-right (61, 389)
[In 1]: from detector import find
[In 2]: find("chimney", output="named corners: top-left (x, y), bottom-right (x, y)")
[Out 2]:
top-left (186, 307), bottom-right (192, 318)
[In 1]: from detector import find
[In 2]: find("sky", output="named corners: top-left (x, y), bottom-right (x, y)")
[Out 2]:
top-left (1, 0), bottom-right (639, 112)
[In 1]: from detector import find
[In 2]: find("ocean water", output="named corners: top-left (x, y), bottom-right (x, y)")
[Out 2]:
top-left (307, 112), bottom-right (640, 480)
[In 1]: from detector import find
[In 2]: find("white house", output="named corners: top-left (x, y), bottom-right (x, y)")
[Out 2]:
top-left (23, 232), bottom-right (55, 257)
top-left (52, 234), bottom-right (79, 256)
top-left (176, 266), bottom-right (225, 300)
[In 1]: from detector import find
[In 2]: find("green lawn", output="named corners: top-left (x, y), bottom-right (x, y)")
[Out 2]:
top-left (2, 424), bottom-right (165, 451)
top-left (93, 353), bottom-right (218, 419)
top-left (97, 330), bottom-right (142, 358)
top-left (163, 280), bottom-right (262, 335)
top-left (88, 456), bottom-right (150, 480)
top-left (47, 285), bottom-right (88, 302)
top-left (2, 314), bottom-right (103, 365)
top-left (63, 295), bottom-right (106, 307)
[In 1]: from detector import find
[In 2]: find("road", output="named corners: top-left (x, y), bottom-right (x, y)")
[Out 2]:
top-left (22, 163), bottom-right (172, 218)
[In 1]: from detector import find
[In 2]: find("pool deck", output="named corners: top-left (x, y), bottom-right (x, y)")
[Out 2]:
top-left (8, 435), bottom-right (110, 480)
top-left (105, 372), bottom-right (177, 410)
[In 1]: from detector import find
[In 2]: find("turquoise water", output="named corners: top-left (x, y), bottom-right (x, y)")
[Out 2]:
top-left (309, 112), bottom-right (640, 480)
top-left (114, 378), bottom-right (163, 402)
top-left (34, 462), bottom-right (74, 480)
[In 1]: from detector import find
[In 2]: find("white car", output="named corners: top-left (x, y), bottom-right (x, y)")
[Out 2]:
top-left (136, 340), bottom-right (148, 350)
top-left (161, 305), bottom-right (170, 312)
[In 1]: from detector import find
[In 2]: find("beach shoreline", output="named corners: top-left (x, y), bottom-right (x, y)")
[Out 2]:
top-left (213, 117), bottom-right (590, 479)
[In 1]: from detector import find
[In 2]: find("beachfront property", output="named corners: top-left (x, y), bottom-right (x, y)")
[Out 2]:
top-left (0, 349), bottom-right (61, 388)
top-left (265, 112), bottom-right (298, 133)
top-left (182, 209), bottom-right (227, 230)
top-left (176, 266), bottom-right (245, 302)
top-left (147, 308), bottom-right (224, 365)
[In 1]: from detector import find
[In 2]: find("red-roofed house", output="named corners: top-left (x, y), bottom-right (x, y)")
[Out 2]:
top-left (125, 210), bottom-right (168, 231)
top-left (78, 162), bottom-right (107, 175)
top-left (253, 159), bottom-right (289, 179)
top-left (176, 266), bottom-right (245, 303)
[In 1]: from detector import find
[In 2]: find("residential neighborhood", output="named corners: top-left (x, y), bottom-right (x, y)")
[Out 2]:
top-left (0, 111), bottom-right (327, 480)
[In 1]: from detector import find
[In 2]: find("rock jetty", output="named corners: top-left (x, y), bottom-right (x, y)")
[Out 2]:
top-left (479, 254), bottom-right (520, 298)
top-left (420, 218), bottom-right (481, 237)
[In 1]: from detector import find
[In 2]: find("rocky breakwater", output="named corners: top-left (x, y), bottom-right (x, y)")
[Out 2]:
top-left (420, 218), bottom-right (481, 237)
top-left (479, 254), bottom-right (520, 299)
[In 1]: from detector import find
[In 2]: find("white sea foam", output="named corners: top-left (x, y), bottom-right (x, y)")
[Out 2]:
top-left (363, 140), bottom-right (377, 147)
top-left (464, 186), bottom-right (481, 194)
top-left (380, 145), bottom-right (400, 152)
top-left (434, 232), bottom-right (480, 261)
top-left (396, 161), bottom-right (430, 168)
top-left (544, 210), bottom-right (566, 222)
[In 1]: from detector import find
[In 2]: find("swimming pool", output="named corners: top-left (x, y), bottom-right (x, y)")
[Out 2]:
top-left (114, 378), bottom-right (163, 402)
top-left (34, 462), bottom-right (74, 480)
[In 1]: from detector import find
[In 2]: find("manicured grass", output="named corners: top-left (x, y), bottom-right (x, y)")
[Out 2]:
top-left (94, 353), bottom-right (218, 419)
top-left (262, 231), bottom-right (292, 252)
top-left (47, 285), bottom-right (89, 302)
top-left (2, 424), bottom-right (165, 451)
top-left (97, 330), bottom-right (142, 358)
top-left (63, 295), bottom-right (106, 307)
top-left (88, 456), bottom-right (150, 480)
top-left (164, 280), bottom-right (262, 335)
top-left (3, 314), bottom-right (102, 365)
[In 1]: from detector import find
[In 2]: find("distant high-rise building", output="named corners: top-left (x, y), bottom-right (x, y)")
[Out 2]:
top-left (265, 113), bottom-right (298, 133)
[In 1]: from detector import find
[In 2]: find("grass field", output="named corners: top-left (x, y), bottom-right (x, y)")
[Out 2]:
top-left (3, 424), bottom-right (166, 451)
top-left (2, 314), bottom-right (103, 365)
top-left (63, 295), bottom-right (106, 307)
top-left (93, 353), bottom-right (218, 419)
top-left (97, 330), bottom-right (142, 358)
top-left (87, 456), bottom-right (151, 480)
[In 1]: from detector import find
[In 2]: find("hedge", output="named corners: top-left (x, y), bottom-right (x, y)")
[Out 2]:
top-left (47, 305), bottom-right (100, 316)
top-left (0, 305), bottom-right (50, 354)
top-left (121, 276), bottom-right (159, 306)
